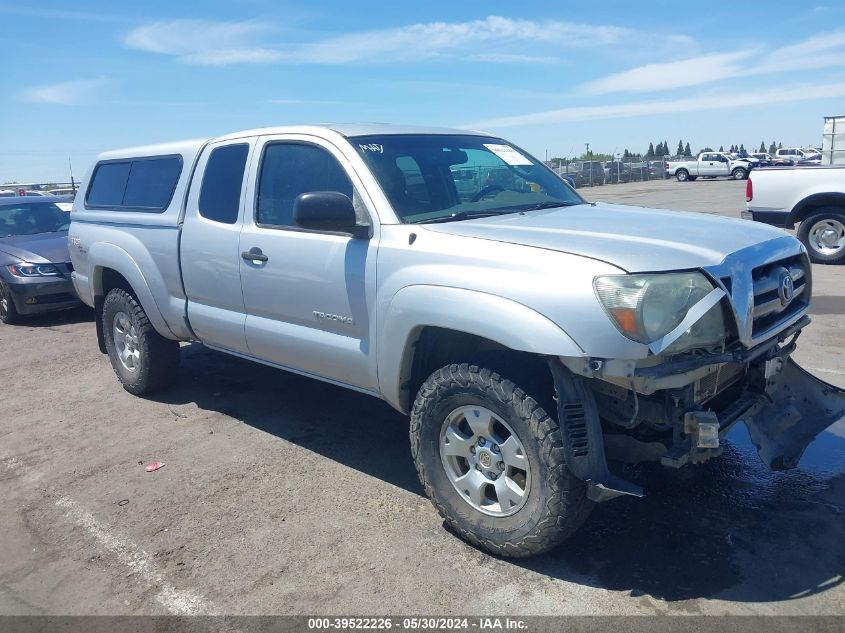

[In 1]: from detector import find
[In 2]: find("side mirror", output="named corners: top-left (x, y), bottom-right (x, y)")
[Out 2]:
top-left (293, 191), bottom-right (367, 238)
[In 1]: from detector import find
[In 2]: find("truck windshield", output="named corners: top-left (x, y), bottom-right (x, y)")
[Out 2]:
top-left (0, 202), bottom-right (70, 237)
top-left (351, 134), bottom-right (584, 223)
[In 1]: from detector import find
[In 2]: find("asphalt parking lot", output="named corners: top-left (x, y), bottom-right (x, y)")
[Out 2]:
top-left (1, 178), bottom-right (843, 616)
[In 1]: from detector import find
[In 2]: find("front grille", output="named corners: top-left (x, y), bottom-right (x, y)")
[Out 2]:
top-left (750, 254), bottom-right (809, 338)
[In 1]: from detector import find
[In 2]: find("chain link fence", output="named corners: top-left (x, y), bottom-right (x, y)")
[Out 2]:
top-left (546, 157), bottom-right (684, 187)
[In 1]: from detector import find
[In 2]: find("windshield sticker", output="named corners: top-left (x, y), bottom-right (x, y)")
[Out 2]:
top-left (483, 144), bottom-right (533, 166)
top-left (359, 143), bottom-right (383, 154)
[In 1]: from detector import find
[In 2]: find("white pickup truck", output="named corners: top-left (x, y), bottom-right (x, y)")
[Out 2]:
top-left (667, 152), bottom-right (751, 181)
top-left (744, 165), bottom-right (845, 263)
top-left (68, 124), bottom-right (844, 557)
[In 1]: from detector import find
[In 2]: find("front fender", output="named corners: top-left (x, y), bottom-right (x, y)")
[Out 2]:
top-left (378, 285), bottom-right (584, 413)
top-left (88, 242), bottom-right (176, 339)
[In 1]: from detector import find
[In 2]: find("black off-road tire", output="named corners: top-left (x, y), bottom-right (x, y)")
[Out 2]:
top-left (102, 288), bottom-right (179, 395)
top-left (410, 362), bottom-right (593, 557)
top-left (0, 282), bottom-right (21, 325)
top-left (798, 208), bottom-right (845, 264)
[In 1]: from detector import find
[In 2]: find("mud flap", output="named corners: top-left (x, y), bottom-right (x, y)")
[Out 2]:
top-left (744, 358), bottom-right (845, 470)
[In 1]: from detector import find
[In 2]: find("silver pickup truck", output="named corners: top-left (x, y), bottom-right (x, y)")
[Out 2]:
top-left (69, 124), bottom-right (844, 557)
top-left (667, 152), bottom-right (752, 181)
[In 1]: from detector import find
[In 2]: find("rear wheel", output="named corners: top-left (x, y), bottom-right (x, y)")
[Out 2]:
top-left (676, 169), bottom-right (689, 182)
top-left (102, 288), bottom-right (180, 395)
top-left (0, 282), bottom-right (20, 325)
top-left (798, 209), bottom-right (845, 264)
top-left (410, 362), bottom-right (593, 557)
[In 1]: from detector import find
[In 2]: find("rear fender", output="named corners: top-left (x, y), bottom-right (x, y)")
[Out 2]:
top-left (89, 242), bottom-right (176, 339)
top-left (745, 358), bottom-right (845, 470)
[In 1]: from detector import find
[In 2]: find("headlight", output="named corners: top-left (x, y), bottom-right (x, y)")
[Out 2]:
top-left (594, 272), bottom-right (727, 353)
top-left (7, 263), bottom-right (60, 277)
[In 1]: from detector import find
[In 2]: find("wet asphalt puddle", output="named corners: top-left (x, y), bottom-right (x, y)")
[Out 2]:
top-left (520, 419), bottom-right (845, 603)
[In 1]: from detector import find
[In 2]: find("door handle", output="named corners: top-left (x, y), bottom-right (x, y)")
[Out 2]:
top-left (241, 248), bottom-right (268, 263)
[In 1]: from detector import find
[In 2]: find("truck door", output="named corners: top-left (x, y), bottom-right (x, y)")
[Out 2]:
top-left (180, 138), bottom-right (256, 354)
top-left (238, 135), bottom-right (378, 391)
top-left (699, 153), bottom-right (719, 176)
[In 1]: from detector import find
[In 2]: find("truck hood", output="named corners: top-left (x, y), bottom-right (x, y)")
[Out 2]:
top-left (0, 231), bottom-right (70, 264)
top-left (421, 203), bottom-right (790, 272)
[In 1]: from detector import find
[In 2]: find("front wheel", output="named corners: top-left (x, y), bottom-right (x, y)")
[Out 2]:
top-left (410, 362), bottom-right (593, 557)
top-left (798, 209), bottom-right (845, 264)
top-left (102, 288), bottom-right (180, 395)
top-left (0, 282), bottom-right (20, 324)
top-left (732, 168), bottom-right (747, 180)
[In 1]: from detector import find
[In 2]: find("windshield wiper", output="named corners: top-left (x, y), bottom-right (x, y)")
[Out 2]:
top-left (518, 201), bottom-right (579, 212)
top-left (416, 210), bottom-right (515, 224)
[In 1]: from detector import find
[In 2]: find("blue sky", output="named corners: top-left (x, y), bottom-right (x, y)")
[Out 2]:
top-left (2, 1), bottom-right (845, 182)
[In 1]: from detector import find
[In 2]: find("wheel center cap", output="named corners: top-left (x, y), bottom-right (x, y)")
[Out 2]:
top-left (478, 451), bottom-right (492, 468)
top-left (820, 228), bottom-right (838, 246)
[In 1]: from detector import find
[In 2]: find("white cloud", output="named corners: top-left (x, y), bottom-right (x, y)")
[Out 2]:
top-left (465, 81), bottom-right (845, 129)
top-left (123, 16), bottom-right (691, 66)
top-left (581, 51), bottom-right (756, 95)
top-left (21, 77), bottom-right (107, 105)
top-left (581, 28), bottom-right (845, 95)
top-left (124, 19), bottom-right (271, 58)
top-left (0, 4), bottom-right (131, 22)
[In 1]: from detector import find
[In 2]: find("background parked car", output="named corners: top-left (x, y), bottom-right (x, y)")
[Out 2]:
top-left (569, 161), bottom-right (606, 186)
top-left (751, 152), bottom-right (774, 166)
top-left (774, 148), bottom-right (817, 166)
top-left (605, 161), bottom-right (632, 183)
top-left (0, 197), bottom-right (80, 324)
top-left (46, 188), bottom-right (77, 197)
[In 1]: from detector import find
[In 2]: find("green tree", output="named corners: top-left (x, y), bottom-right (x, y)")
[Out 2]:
top-left (646, 142), bottom-right (655, 157)
top-left (769, 141), bottom-right (777, 154)
top-left (719, 145), bottom-right (724, 152)
top-left (759, 141), bottom-right (766, 153)
top-left (778, 142), bottom-right (782, 149)
top-left (677, 140), bottom-right (685, 155)
top-left (684, 142), bottom-right (692, 156)
top-left (700, 147), bottom-right (714, 153)
top-left (739, 144), bottom-right (746, 153)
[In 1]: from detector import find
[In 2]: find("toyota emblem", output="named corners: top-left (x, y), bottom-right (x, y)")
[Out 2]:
top-left (778, 271), bottom-right (795, 307)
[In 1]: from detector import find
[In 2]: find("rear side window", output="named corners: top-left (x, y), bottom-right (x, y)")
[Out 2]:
top-left (86, 162), bottom-right (131, 206)
top-left (86, 155), bottom-right (182, 211)
top-left (199, 144), bottom-right (249, 224)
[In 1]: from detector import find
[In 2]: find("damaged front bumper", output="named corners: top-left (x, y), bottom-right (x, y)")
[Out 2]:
top-left (550, 323), bottom-right (845, 502)
top-left (745, 358), bottom-right (845, 470)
